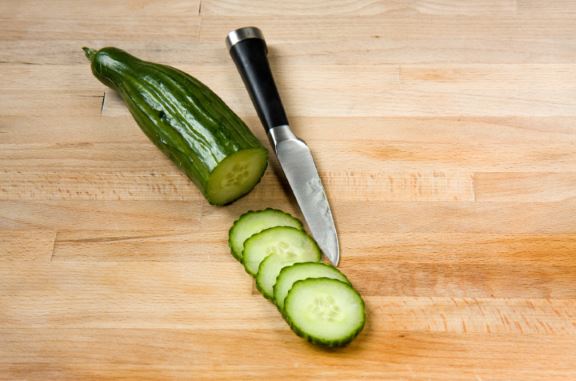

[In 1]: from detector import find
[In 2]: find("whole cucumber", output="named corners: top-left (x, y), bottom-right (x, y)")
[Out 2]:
top-left (83, 47), bottom-right (268, 205)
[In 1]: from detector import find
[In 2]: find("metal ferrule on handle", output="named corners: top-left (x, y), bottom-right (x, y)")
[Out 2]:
top-left (225, 27), bottom-right (265, 51)
top-left (267, 124), bottom-right (299, 153)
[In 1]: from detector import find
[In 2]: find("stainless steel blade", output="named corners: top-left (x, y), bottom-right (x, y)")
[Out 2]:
top-left (269, 125), bottom-right (340, 265)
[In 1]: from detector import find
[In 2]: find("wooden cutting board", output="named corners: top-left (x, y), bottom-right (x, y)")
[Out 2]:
top-left (1, 0), bottom-right (576, 379)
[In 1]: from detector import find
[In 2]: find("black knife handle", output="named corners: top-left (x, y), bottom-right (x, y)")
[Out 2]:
top-left (226, 27), bottom-right (289, 131)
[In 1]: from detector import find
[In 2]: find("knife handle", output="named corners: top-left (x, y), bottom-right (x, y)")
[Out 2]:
top-left (226, 27), bottom-right (289, 131)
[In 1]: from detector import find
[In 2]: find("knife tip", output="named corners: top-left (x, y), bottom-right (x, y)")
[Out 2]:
top-left (326, 240), bottom-right (340, 267)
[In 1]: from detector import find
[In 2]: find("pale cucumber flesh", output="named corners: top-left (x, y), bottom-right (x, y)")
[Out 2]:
top-left (284, 278), bottom-right (365, 347)
top-left (256, 248), bottom-right (321, 299)
top-left (242, 226), bottom-right (319, 276)
top-left (207, 148), bottom-right (268, 206)
top-left (273, 262), bottom-right (349, 310)
top-left (228, 209), bottom-right (303, 261)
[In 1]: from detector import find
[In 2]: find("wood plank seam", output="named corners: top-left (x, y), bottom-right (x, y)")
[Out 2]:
top-left (50, 231), bottom-right (57, 262)
top-left (99, 92), bottom-right (105, 114)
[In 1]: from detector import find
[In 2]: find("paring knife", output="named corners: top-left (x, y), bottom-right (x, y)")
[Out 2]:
top-left (226, 26), bottom-right (340, 266)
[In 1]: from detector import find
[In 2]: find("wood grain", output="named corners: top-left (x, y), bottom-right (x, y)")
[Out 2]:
top-left (0, 230), bottom-right (56, 261)
top-left (0, 201), bottom-right (202, 230)
top-left (341, 233), bottom-right (576, 264)
top-left (96, 65), bottom-right (576, 117)
top-left (4, 137), bottom-right (576, 173)
top-left (2, 0), bottom-right (576, 379)
top-left (518, 0), bottom-right (576, 16)
top-left (3, 115), bottom-right (576, 145)
top-left (475, 172), bottom-right (576, 202)
top-left (202, 0), bottom-right (518, 16)
top-left (0, 1), bottom-right (201, 40)
top-left (0, 0), bottom-right (201, 19)
top-left (1, 330), bottom-right (575, 381)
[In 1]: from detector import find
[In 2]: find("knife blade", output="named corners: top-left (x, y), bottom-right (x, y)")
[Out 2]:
top-left (226, 26), bottom-right (340, 265)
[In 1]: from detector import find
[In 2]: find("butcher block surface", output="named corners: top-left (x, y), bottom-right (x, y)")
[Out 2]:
top-left (2, 0), bottom-right (576, 380)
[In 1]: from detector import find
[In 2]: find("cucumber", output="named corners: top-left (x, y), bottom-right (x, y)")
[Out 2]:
top-left (82, 47), bottom-right (268, 206)
top-left (284, 278), bottom-right (365, 347)
top-left (242, 226), bottom-right (319, 277)
top-left (228, 209), bottom-right (303, 261)
top-left (273, 262), bottom-right (349, 310)
top-left (256, 247), bottom-right (322, 300)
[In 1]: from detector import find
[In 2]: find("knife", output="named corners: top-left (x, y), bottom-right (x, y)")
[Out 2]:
top-left (226, 26), bottom-right (340, 266)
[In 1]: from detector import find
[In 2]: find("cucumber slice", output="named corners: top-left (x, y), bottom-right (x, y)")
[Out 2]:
top-left (256, 246), bottom-right (322, 300)
top-left (273, 262), bottom-right (349, 310)
top-left (242, 226), bottom-right (319, 277)
top-left (228, 209), bottom-right (303, 261)
top-left (284, 278), bottom-right (365, 347)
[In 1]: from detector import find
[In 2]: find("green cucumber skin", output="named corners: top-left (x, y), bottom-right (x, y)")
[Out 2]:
top-left (283, 278), bottom-right (366, 348)
top-left (227, 208), bottom-right (304, 262)
top-left (83, 47), bottom-right (267, 205)
top-left (255, 258), bottom-right (275, 301)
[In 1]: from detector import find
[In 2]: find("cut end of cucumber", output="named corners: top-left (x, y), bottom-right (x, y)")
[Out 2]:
top-left (206, 148), bottom-right (268, 206)
top-left (284, 278), bottom-right (366, 348)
